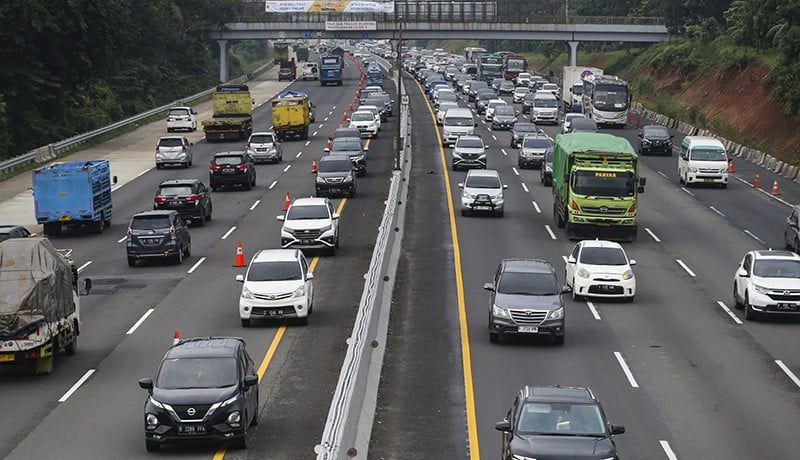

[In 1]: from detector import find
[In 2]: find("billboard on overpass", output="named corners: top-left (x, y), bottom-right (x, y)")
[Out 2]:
top-left (265, 1), bottom-right (395, 13)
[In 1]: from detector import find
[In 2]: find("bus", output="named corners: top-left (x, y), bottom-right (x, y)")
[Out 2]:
top-left (503, 54), bottom-right (527, 81)
top-left (581, 75), bottom-right (631, 127)
top-left (464, 46), bottom-right (487, 64)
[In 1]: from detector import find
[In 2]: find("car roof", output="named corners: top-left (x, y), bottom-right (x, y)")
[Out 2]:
top-left (466, 169), bottom-right (501, 179)
top-left (250, 131), bottom-right (276, 137)
top-left (456, 135), bottom-right (483, 142)
top-left (158, 179), bottom-right (200, 187)
top-left (251, 248), bottom-right (301, 263)
top-left (213, 150), bottom-right (247, 157)
top-left (752, 249), bottom-right (800, 260)
top-left (291, 197), bottom-right (329, 207)
top-left (579, 239), bottom-right (624, 250)
top-left (521, 385), bottom-right (596, 403)
top-left (166, 337), bottom-right (244, 359)
top-left (501, 258), bottom-right (555, 274)
top-left (0, 225), bottom-right (26, 231)
top-left (132, 210), bottom-right (178, 218)
top-left (158, 136), bottom-right (186, 141)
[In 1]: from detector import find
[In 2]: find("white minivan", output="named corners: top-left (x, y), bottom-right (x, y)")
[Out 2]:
top-left (678, 136), bottom-right (729, 187)
top-left (442, 107), bottom-right (476, 146)
top-left (531, 92), bottom-right (559, 124)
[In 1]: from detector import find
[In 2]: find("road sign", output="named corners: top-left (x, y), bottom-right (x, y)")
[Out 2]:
top-left (303, 32), bottom-right (312, 39)
top-left (361, 32), bottom-right (369, 38)
top-left (391, 51), bottom-right (398, 58)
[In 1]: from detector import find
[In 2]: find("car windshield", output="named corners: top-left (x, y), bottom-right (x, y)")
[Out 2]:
top-left (248, 261), bottom-right (301, 281)
top-left (500, 81), bottom-right (514, 88)
top-left (690, 147), bottom-right (726, 161)
top-left (573, 170), bottom-right (635, 197)
top-left (517, 402), bottom-right (606, 436)
top-left (438, 92), bottom-right (457, 102)
top-left (131, 216), bottom-right (171, 230)
top-left (752, 259), bottom-right (800, 278)
top-left (158, 185), bottom-right (193, 196)
top-left (168, 109), bottom-right (189, 117)
top-left (214, 155), bottom-right (244, 166)
top-left (579, 247), bottom-right (628, 265)
top-left (465, 175), bottom-right (501, 189)
top-left (457, 138), bottom-right (484, 149)
top-left (643, 126), bottom-right (669, 138)
top-left (287, 205), bottom-right (330, 220)
top-left (157, 357), bottom-right (237, 389)
top-left (445, 116), bottom-right (473, 127)
top-left (318, 160), bottom-right (351, 173)
top-left (497, 272), bottom-right (558, 295)
top-left (438, 102), bottom-right (458, 112)
top-left (479, 93), bottom-right (495, 101)
top-left (351, 112), bottom-right (373, 121)
top-left (471, 82), bottom-right (488, 90)
top-left (495, 107), bottom-right (515, 116)
top-left (158, 138), bottom-right (183, 147)
top-left (543, 84), bottom-right (559, 91)
top-left (249, 135), bottom-right (275, 144)
top-left (534, 98), bottom-right (558, 108)
top-left (523, 138), bottom-right (552, 149)
top-left (331, 140), bottom-right (362, 152)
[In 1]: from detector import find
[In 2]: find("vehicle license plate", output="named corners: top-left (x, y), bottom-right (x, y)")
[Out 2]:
top-left (0, 353), bottom-right (15, 362)
top-left (704, 178), bottom-right (714, 183)
top-left (300, 239), bottom-right (315, 245)
top-left (475, 206), bottom-right (491, 211)
top-left (268, 310), bottom-right (281, 316)
top-left (178, 425), bottom-right (206, 435)
top-left (222, 168), bottom-right (235, 174)
top-left (518, 326), bottom-right (538, 333)
top-left (777, 303), bottom-right (797, 310)
top-left (256, 148), bottom-right (267, 152)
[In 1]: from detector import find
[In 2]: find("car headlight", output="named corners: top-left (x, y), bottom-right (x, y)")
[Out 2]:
top-left (344, 174), bottom-right (354, 183)
top-left (577, 267), bottom-right (591, 279)
top-left (463, 191), bottom-right (475, 199)
top-left (719, 168), bottom-right (728, 174)
top-left (688, 167), bottom-right (698, 173)
top-left (752, 284), bottom-right (770, 295)
top-left (241, 286), bottom-right (255, 299)
top-left (492, 305), bottom-right (511, 319)
top-left (146, 413), bottom-right (159, 430)
top-left (319, 224), bottom-right (333, 233)
top-left (453, 152), bottom-right (463, 159)
top-left (642, 139), bottom-right (651, 145)
top-left (227, 410), bottom-right (241, 427)
top-left (622, 269), bottom-right (634, 280)
top-left (316, 176), bottom-right (326, 184)
top-left (292, 285), bottom-right (306, 298)
top-left (221, 395), bottom-right (239, 408)
top-left (478, 154), bottom-right (486, 159)
top-left (548, 307), bottom-right (564, 320)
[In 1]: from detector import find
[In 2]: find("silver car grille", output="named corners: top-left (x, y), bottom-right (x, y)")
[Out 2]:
top-left (253, 292), bottom-right (293, 301)
top-left (509, 309), bottom-right (548, 325)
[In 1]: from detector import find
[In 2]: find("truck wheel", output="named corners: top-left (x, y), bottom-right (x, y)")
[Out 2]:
top-left (554, 203), bottom-right (565, 228)
top-left (94, 217), bottom-right (105, 234)
top-left (64, 336), bottom-right (77, 356)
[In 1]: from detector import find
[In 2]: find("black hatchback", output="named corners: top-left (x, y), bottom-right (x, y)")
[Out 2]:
top-left (153, 179), bottom-right (212, 226)
top-left (209, 151), bottom-right (256, 191)
top-left (126, 210), bottom-right (191, 266)
top-left (639, 124), bottom-right (674, 155)
top-left (138, 337), bottom-right (259, 452)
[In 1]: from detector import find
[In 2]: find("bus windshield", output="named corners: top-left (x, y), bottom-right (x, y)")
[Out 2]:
top-left (593, 84), bottom-right (629, 111)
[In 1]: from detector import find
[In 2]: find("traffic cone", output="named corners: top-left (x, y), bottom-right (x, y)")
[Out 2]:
top-left (343, 112), bottom-right (348, 121)
top-left (636, 117), bottom-right (642, 129)
top-left (772, 179), bottom-right (781, 195)
top-left (173, 330), bottom-right (180, 345)
top-left (233, 241), bottom-right (246, 267)
top-left (326, 138), bottom-right (332, 149)
top-left (348, 101), bottom-right (353, 111)
top-left (626, 113), bottom-right (632, 125)
top-left (283, 192), bottom-right (291, 211)
top-left (754, 172), bottom-right (761, 188)
top-left (727, 159), bottom-right (735, 173)
top-left (311, 157), bottom-right (318, 173)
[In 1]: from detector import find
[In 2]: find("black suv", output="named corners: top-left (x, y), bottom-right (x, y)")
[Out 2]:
top-left (315, 155), bottom-right (357, 197)
top-left (496, 386), bottom-right (625, 460)
top-left (138, 337), bottom-right (259, 452)
top-left (638, 124), bottom-right (674, 155)
top-left (209, 151), bottom-right (256, 191)
top-left (153, 179), bottom-right (212, 226)
top-left (484, 259), bottom-right (566, 345)
top-left (126, 210), bottom-right (191, 266)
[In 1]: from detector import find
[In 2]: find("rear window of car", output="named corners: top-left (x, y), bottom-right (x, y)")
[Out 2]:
top-left (287, 205), bottom-right (330, 220)
top-left (249, 134), bottom-right (275, 144)
top-left (168, 109), bottom-right (190, 117)
top-left (131, 216), bottom-right (171, 230)
top-left (247, 261), bottom-right (301, 281)
top-left (495, 107), bottom-right (515, 116)
top-left (331, 140), bottom-right (362, 151)
top-left (157, 357), bottom-right (237, 389)
top-left (334, 129), bottom-right (360, 139)
top-left (158, 138), bottom-right (184, 147)
top-left (158, 185), bottom-right (194, 196)
top-left (214, 155), bottom-right (244, 165)
top-left (515, 124), bottom-right (537, 133)
top-left (351, 112), bottom-right (374, 121)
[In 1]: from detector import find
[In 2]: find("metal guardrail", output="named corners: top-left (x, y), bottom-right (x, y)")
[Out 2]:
top-left (316, 77), bottom-right (411, 460)
top-left (0, 62), bottom-right (273, 176)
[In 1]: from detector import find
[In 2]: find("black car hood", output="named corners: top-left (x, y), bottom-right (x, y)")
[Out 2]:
top-left (152, 386), bottom-right (238, 406)
top-left (318, 170), bottom-right (350, 179)
top-left (512, 434), bottom-right (616, 459)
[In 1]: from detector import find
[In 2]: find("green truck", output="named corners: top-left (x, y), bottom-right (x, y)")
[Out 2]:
top-left (551, 133), bottom-right (645, 241)
top-left (201, 85), bottom-right (253, 141)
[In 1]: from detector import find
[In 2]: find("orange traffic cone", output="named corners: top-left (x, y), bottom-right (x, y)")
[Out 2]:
top-left (626, 113), bottom-right (632, 125)
top-left (233, 241), bottom-right (246, 267)
top-left (753, 172), bottom-right (761, 188)
top-left (636, 117), bottom-right (642, 129)
top-left (343, 112), bottom-right (348, 121)
top-left (326, 138), bottom-right (332, 149)
top-left (772, 179), bottom-right (781, 195)
top-left (727, 159), bottom-right (735, 173)
top-left (173, 330), bottom-right (180, 345)
top-left (348, 101), bottom-right (353, 111)
top-left (283, 192), bottom-right (291, 211)
top-left (311, 157), bottom-right (318, 173)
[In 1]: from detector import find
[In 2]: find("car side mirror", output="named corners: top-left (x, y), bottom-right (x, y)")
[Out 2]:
top-left (638, 186), bottom-right (645, 194)
top-left (629, 259), bottom-right (637, 266)
top-left (189, 142), bottom-right (194, 146)
top-left (503, 184), bottom-right (508, 189)
top-left (567, 255), bottom-right (576, 264)
top-left (276, 215), bottom-right (285, 222)
top-left (458, 183), bottom-right (464, 188)
top-left (82, 278), bottom-right (92, 295)
top-left (332, 213), bottom-right (340, 220)
top-left (306, 272), bottom-right (314, 280)
top-left (235, 274), bottom-right (244, 283)
top-left (138, 378), bottom-right (154, 393)
top-left (364, 147), bottom-right (369, 152)
top-left (670, 134), bottom-right (675, 138)
top-left (610, 425), bottom-right (626, 435)
top-left (638, 133), bottom-right (643, 138)
top-left (474, 122), bottom-right (478, 127)
top-left (738, 268), bottom-right (749, 278)
top-left (483, 282), bottom-right (494, 292)
top-left (192, 110), bottom-right (197, 115)
top-left (324, 148), bottom-right (330, 153)
top-left (244, 374), bottom-right (258, 388)
top-left (495, 420), bottom-right (511, 432)
top-left (562, 285), bottom-right (573, 293)
top-left (639, 177), bottom-right (646, 186)
top-left (484, 145), bottom-right (489, 149)
top-left (112, 176), bottom-right (118, 185)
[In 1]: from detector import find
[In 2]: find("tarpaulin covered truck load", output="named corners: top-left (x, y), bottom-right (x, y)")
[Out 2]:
top-left (0, 237), bottom-right (85, 374)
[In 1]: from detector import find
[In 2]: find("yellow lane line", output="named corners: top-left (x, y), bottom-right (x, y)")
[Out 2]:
top-left (412, 79), bottom-right (481, 458)
top-left (213, 200), bottom-right (347, 459)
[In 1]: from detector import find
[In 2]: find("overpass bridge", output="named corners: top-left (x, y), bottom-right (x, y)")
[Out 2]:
top-left (212, 1), bottom-right (670, 81)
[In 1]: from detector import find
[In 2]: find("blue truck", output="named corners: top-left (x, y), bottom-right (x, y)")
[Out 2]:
top-left (33, 160), bottom-right (116, 235)
top-left (319, 55), bottom-right (343, 86)
top-left (365, 65), bottom-right (384, 88)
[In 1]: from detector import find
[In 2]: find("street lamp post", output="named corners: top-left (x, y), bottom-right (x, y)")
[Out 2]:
top-left (394, 15), bottom-right (403, 171)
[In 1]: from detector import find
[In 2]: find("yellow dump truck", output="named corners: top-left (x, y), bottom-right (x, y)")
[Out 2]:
top-left (272, 91), bottom-right (312, 140)
top-left (202, 85), bottom-right (253, 141)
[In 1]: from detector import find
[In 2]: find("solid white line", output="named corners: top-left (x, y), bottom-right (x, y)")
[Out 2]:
top-left (296, 151), bottom-right (303, 158)
top-left (501, 149), bottom-right (508, 156)
top-left (709, 206), bottom-right (726, 217)
top-left (613, 351), bottom-right (640, 388)
top-left (531, 201), bottom-right (541, 213)
top-left (126, 308), bottom-right (155, 335)
top-left (521, 183), bottom-right (529, 193)
top-left (249, 200), bottom-right (261, 211)
top-left (187, 256), bottom-right (206, 274)
top-left (76, 261), bottom-right (92, 273)
top-left (716, 301), bottom-right (743, 325)
top-left (269, 180), bottom-right (277, 190)
top-left (645, 227), bottom-right (661, 242)
top-left (776, 360), bottom-right (800, 390)
top-left (58, 369), bottom-right (96, 402)
top-left (305, 140), bottom-right (311, 146)
top-left (512, 167), bottom-right (520, 176)
top-left (136, 169), bottom-right (150, 178)
top-left (676, 259), bottom-right (696, 277)
top-left (680, 187), bottom-right (694, 196)
top-left (221, 226), bottom-right (236, 240)
top-left (117, 235), bottom-right (127, 243)
top-left (283, 165), bottom-right (292, 172)
top-left (660, 440), bottom-right (679, 460)
top-left (658, 170), bottom-right (668, 179)
top-left (586, 301), bottom-right (602, 320)
top-left (744, 230), bottom-right (765, 244)
top-left (545, 225), bottom-right (557, 240)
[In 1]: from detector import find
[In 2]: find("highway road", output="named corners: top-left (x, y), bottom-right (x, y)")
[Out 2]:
top-left (370, 71), bottom-right (800, 459)
top-left (3, 53), bottom-right (800, 460)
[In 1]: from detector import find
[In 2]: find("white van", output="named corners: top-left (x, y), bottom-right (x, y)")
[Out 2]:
top-left (532, 92), bottom-right (559, 124)
top-left (678, 136), bottom-right (729, 187)
top-left (442, 107), bottom-right (476, 146)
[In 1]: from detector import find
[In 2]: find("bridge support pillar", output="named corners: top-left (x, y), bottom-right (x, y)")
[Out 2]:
top-left (217, 40), bottom-right (230, 82)
top-left (567, 41), bottom-right (579, 66)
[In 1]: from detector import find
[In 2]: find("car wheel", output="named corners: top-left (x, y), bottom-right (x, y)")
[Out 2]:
top-left (571, 283), bottom-right (581, 301)
top-left (744, 292), bottom-right (758, 321)
top-left (167, 128), bottom-right (173, 133)
top-left (733, 283), bottom-right (743, 309)
top-left (183, 161), bottom-right (189, 169)
top-left (251, 397), bottom-right (259, 426)
top-left (495, 210), bottom-right (504, 218)
top-left (335, 236), bottom-right (339, 249)
top-left (461, 209), bottom-right (468, 216)
top-left (195, 214), bottom-right (205, 226)
top-left (184, 241), bottom-right (191, 257)
top-left (128, 257), bottom-right (136, 267)
top-left (241, 318), bottom-right (251, 327)
top-left (794, 238), bottom-right (800, 255)
top-left (553, 334), bottom-right (565, 346)
top-left (145, 440), bottom-right (160, 452)
top-left (244, 180), bottom-right (252, 191)
top-left (206, 204), bottom-right (212, 221)
top-left (251, 175), bottom-right (256, 186)
top-left (489, 331), bottom-right (500, 343)
top-left (626, 295), bottom-right (635, 303)
top-left (233, 421), bottom-right (248, 449)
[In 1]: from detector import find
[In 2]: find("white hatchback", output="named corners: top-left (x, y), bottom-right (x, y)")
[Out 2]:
top-left (236, 249), bottom-right (314, 326)
top-left (565, 240), bottom-right (636, 302)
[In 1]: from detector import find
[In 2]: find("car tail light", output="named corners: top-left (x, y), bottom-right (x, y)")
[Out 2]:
top-left (154, 195), bottom-right (167, 203)
top-left (127, 227), bottom-right (132, 236)
top-left (245, 142), bottom-right (251, 149)
top-left (186, 195), bottom-right (199, 202)
top-left (181, 145), bottom-right (187, 152)
top-left (237, 162), bottom-right (248, 170)
top-left (155, 145), bottom-right (160, 152)
top-left (170, 226), bottom-right (176, 238)
top-left (210, 163), bottom-right (220, 171)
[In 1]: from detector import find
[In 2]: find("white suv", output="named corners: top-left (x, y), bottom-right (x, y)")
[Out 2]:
top-left (458, 169), bottom-right (507, 217)
top-left (565, 240), bottom-right (636, 302)
top-left (277, 197), bottom-right (340, 255)
top-left (165, 106), bottom-right (197, 132)
top-left (236, 249), bottom-right (314, 326)
top-left (349, 110), bottom-right (379, 138)
top-left (733, 250), bottom-right (800, 320)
